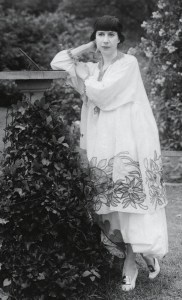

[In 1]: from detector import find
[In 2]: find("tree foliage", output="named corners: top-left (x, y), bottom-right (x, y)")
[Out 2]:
top-left (0, 0), bottom-right (61, 15)
top-left (0, 9), bottom-right (90, 71)
top-left (138, 0), bottom-right (182, 150)
top-left (59, 0), bottom-right (157, 33)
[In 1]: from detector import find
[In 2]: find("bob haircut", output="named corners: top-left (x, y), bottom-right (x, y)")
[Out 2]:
top-left (90, 15), bottom-right (125, 44)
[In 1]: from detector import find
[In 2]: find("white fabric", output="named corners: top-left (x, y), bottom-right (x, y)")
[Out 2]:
top-left (50, 50), bottom-right (168, 215)
top-left (101, 208), bottom-right (168, 258)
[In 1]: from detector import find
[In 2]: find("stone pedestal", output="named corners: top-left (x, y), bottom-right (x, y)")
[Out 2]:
top-left (0, 70), bottom-right (66, 103)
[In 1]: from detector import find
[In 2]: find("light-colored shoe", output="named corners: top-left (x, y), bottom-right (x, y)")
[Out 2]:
top-left (121, 268), bottom-right (138, 291)
top-left (148, 258), bottom-right (160, 279)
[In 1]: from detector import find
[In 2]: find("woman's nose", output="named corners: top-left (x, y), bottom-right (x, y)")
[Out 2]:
top-left (103, 34), bottom-right (109, 42)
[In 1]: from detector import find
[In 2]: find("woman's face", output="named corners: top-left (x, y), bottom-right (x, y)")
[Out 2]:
top-left (95, 31), bottom-right (120, 55)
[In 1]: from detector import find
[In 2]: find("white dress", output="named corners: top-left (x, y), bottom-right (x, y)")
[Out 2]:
top-left (50, 50), bottom-right (168, 258)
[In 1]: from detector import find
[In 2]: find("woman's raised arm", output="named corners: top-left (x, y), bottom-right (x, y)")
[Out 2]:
top-left (50, 42), bottom-right (95, 94)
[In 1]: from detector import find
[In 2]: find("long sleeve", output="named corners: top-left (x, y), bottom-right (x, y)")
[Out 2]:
top-left (84, 56), bottom-right (139, 111)
top-left (50, 50), bottom-right (95, 95)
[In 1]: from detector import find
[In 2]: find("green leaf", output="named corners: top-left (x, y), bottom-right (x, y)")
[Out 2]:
top-left (91, 269), bottom-right (101, 278)
top-left (90, 276), bottom-right (95, 281)
top-left (46, 115), bottom-right (52, 124)
top-left (58, 136), bottom-right (65, 144)
top-left (82, 270), bottom-right (91, 277)
top-left (62, 143), bottom-right (69, 148)
top-left (3, 279), bottom-right (11, 287)
top-left (15, 125), bottom-right (26, 130)
top-left (0, 218), bottom-right (9, 225)
top-left (54, 163), bottom-right (61, 170)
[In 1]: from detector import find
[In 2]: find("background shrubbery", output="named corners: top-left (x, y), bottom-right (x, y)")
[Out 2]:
top-left (137, 0), bottom-right (182, 150)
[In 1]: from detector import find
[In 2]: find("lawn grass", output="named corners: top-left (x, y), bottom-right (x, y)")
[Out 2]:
top-left (82, 185), bottom-right (182, 300)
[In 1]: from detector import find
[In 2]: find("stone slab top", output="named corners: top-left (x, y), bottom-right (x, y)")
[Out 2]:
top-left (0, 70), bottom-right (67, 80)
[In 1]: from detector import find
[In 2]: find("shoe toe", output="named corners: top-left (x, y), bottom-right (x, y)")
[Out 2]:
top-left (121, 269), bottom-right (138, 291)
top-left (148, 258), bottom-right (160, 279)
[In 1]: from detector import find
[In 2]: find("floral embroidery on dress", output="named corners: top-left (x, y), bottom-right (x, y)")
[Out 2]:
top-left (87, 152), bottom-right (147, 211)
top-left (144, 150), bottom-right (167, 209)
top-left (86, 151), bottom-right (167, 212)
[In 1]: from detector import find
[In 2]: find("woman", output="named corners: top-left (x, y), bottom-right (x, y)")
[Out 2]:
top-left (50, 15), bottom-right (168, 291)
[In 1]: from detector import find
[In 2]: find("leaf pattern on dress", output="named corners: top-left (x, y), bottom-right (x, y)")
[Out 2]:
top-left (87, 151), bottom-right (167, 212)
top-left (145, 150), bottom-right (167, 209)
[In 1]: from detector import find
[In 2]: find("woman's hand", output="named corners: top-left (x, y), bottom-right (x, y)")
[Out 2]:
top-left (76, 62), bottom-right (90, 81)
top-left (86, 41), bottom-right (97, 53)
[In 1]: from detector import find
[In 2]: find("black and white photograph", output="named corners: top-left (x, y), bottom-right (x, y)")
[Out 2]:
top-left (0, 0), bottom-right (181, 299)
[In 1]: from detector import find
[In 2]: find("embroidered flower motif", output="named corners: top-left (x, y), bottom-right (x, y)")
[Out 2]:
top-left (144, 150), bottom-right (167, 209)
top-left (115, 177), bottom-right (147, 209)
top-left (87, 153), bottom-right (148, 211)
top-left (86, 151), bottom-right (167, 212)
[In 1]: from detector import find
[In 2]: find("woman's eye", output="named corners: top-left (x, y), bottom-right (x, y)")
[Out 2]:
top-left (97, 32), bottom-right (116, 37)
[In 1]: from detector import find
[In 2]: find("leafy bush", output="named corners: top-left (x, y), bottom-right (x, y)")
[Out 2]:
top-left (0, 98), bottom-right (110, 299)
top-left (44, 81), bottom-right (81, 126)
top-left (137, 0), bottom-right (182, 150)
top-left (0, 0), bottom-right (61, 15)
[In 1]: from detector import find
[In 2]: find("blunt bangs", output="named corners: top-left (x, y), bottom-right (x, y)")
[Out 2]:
top-left (94, 16), bottom-right (122, 32)
top-left (90, 15), bottom-right (125, 43)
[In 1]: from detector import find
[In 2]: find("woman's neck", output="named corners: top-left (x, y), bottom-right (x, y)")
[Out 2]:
top-left (102, 50), bottom-right (118, 67)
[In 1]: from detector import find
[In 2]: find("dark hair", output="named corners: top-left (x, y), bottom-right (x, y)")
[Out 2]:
top-left (90, 15), bottom-right (125, 44)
